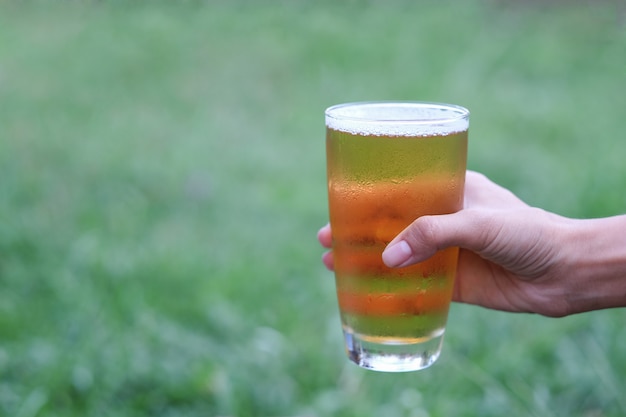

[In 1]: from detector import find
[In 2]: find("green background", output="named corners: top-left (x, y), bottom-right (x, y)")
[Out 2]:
top-left (1, 1), bottom-right (625, 416)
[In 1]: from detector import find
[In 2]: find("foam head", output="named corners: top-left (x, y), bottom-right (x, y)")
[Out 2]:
top-left (325, 102), bottom-right (469, 137)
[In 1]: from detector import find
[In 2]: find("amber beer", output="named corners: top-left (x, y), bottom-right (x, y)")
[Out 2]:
top-left (325, 102), bottom-right (468, 372)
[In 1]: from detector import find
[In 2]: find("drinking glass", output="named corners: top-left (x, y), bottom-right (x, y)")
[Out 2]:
top-left (325, 101), bottom-right (469, 372)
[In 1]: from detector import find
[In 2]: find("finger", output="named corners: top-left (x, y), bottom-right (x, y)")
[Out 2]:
top-left (382, 210), bottom-right (492, 268)
top-left (317, 223), bottom-right (332, 248)
top-left (322, 250), bottom-right (334, 271)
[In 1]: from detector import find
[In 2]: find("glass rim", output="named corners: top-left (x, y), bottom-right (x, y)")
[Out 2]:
top-left (325, 101), bottom-right (469, 124)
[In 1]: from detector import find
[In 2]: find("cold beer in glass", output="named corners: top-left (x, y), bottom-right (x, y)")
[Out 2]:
top-left (325, 102), bottom-right (469, 372)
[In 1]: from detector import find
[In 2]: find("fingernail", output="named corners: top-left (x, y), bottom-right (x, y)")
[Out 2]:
top-left (382, 240), bottom-right (412, 267)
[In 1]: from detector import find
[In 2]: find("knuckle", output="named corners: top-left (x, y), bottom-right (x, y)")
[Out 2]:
top-left (404, 216), bottom-right (439, 251)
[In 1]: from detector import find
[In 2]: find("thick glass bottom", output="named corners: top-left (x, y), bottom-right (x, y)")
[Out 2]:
top-left (343, 326), bottom-right (445, 372)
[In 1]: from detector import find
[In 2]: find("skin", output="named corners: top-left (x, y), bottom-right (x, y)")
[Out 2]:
top-left (318, 171), bottom-right (626, 317)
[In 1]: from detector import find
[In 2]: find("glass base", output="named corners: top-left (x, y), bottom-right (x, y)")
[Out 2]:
top-left (343, 328), bottom-right (445, 372)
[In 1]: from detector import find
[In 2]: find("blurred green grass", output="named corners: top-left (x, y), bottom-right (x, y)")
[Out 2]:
top-left (0, 1), bottom-right (625, 416)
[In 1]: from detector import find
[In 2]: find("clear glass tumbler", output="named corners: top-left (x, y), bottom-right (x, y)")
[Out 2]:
top-left (325, 101), bottom-right (469, 372)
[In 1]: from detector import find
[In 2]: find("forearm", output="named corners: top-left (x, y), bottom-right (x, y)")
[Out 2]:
top-left (563, 215), bottom-right (626, 314)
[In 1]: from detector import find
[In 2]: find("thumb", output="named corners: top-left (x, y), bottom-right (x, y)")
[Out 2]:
top-left (382, 210), bottom-right (490, 268)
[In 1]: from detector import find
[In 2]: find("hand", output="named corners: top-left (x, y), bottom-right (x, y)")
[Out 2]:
top-left (319, 171), bottom-right (626, 317)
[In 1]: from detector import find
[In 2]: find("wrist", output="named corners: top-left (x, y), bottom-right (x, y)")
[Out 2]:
top-left (562, 215), bottom-right (626, 315)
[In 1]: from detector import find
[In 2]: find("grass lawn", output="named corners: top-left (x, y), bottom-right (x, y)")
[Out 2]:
top-left (1, 1), bottom-right (625, 416)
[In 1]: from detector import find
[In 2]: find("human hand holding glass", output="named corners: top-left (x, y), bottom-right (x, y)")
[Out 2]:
top-left (321, 170), bottom-right (626, 320)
